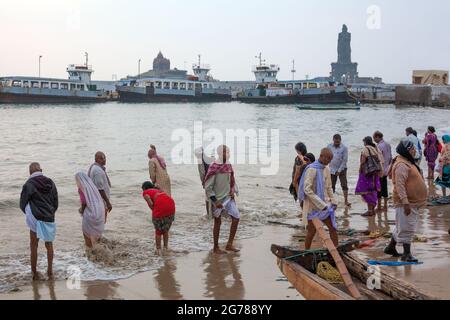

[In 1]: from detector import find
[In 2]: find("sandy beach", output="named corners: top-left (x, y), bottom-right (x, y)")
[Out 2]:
top-left (0, 223), bottom-right (303, 300)
top-left (1, 103), bottom-right (449, 300)
top-left (1, 191), bottom-right (449, 300)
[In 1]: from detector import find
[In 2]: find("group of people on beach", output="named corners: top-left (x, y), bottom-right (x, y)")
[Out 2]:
top-left (18, 143), bottom-right (240, 279)
top-left (289, 128), bottom-right (450, 263)
top-left (18, 127), bottom-right (450, 279)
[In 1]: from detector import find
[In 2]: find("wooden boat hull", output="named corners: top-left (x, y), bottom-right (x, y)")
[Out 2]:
top-left (277, 258), bottom-right (353, 300)
top-left (271, 244), bottom-right (437, 300)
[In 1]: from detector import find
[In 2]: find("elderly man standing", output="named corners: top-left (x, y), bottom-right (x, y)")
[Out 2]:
top-left (373, 131), bottom-right (393, 211)
top-left (384, 139), bottom-right (427, 262)
top-left (327, 134), bottom-right (350, 207)
top-left (20, 163), bottom-right (58, 280)
top-left (299, 148), bottom-right (339, 250)
top-left (204, 145), bottom-right (240, 254)
top-left (88, 152), bottom-right (112, 222)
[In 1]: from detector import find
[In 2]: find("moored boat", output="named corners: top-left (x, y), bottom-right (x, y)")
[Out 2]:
top-left (297, 105), bottom-right (361, 110)
top-left (271, 243), bottom-right (437, 300)
top-left (116, 57), bottom-right (231, 103)
top-left (0, 61), bottom-right (110, 104)
top-left (237, 54), bottom-right (354, 105)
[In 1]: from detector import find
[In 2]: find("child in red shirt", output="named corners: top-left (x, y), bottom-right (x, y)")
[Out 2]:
top-left (142, 181), bottom-right (175, 255)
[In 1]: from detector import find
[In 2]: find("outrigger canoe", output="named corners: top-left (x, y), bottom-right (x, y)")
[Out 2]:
top-left (271, 242), bottom-right (437, 300)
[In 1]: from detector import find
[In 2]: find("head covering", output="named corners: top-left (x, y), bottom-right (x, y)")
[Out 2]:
top-left (148, 147), bottom-right (167, 170)
top-left (443, 135), bottom-right (450, 144)
top-left (395, 138), bottom-right (421, 172)
top-left (203, 161), bottom-right (236, 194)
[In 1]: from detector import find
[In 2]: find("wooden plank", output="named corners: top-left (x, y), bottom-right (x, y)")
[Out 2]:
top-left (312, 218), bottom-right (362, 300)
top-left (278, 259), bottom-right (353, 300)
top-left (342, 253), bottom-right (438, 300)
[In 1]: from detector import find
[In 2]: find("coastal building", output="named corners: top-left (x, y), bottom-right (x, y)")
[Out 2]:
top-left (130, 51), bottom-right (187, 79)
top-left (412, 70), bottom-right (449, 85)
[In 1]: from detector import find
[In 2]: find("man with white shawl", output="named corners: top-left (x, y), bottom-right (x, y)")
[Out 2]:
top-left (76, 172), bottom-right (105, 248)
top-left (298, 148), bottom-right (339, 250)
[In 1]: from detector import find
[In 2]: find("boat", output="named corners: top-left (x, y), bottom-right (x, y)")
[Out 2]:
top-left (297, 105), bottom-right (361, 110)
top-left (271, 243), bottom-right (437, 300)
top-left (237, 54), bottom-right (353, 105)
top-left (116, 57), bottom-right (231, 103)
top-left (0, 60), bottom-right (110, 104)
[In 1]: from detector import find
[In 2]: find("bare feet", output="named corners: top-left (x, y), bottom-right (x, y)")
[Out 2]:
top-left (345, 202), bottom-right (352, 208)
top-left (155, 248), bottom-right (162, 256)
top-left (213, 248), bottom-right (228, 255)
top-left (47, 271), bottom-right (53, 280)
top-left (225, 245), bottom-right (240, 253)
top-left (32, 272), bottom-right (43, 281)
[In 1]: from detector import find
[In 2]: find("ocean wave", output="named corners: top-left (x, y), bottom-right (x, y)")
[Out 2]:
top-left (0, 199), bottom-right (19, 210)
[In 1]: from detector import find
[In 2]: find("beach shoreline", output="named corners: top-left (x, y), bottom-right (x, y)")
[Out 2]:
top-left (1, 200), bottom-right (449, 300)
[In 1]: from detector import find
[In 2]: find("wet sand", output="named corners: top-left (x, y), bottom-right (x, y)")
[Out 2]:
top-left (1, 192), bottom-right (449, 300)
top-left (0, 224), bottom-right (303, 300)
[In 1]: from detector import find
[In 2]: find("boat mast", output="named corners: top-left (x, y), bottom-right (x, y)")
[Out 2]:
top-left (291, 59), bottom-right (296, 80)
top-left (85, 52), bottom-right (89, 68)
top-left (255, 52), bottom-right (265, 67)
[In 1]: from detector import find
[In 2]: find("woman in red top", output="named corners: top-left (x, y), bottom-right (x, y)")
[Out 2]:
top-left (142, 181), bottom-right (175, 255)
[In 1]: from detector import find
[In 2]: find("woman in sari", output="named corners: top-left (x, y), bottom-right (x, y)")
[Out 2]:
top-left (423, 126), bottom-right (439, 180)
top-left (148, 144), bottom-right (172, 196)
top-left (75, 172), bottom-right (105, 248)
top-left (436, 135), bottom-right (450, 198)
top-left (355, 136), bottom-right (384, 217)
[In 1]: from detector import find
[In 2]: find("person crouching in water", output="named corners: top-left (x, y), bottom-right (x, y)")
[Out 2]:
top-left (75, 172), bottom-right (105, 248)
top-left (142, 181), bottom-right (176, 255)
top-left (384, 138), bottom-right (427, 262)
top-left (204, 145), bottom-right (240, 254)
top-left (298, 148), bottom-right (339, 250)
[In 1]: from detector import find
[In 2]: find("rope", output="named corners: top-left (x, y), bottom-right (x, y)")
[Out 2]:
top-left (316, 261), bottom-right (344, 284)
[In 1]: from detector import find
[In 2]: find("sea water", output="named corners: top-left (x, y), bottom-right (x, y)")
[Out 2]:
top-left (0, 102), bottom-right (449, 292)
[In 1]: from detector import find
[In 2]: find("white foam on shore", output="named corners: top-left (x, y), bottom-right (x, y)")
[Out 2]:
top-left (0, 200), bottom-right (290, 293)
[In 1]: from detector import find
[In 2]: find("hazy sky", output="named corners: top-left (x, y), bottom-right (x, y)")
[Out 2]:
top-left (0, 0), bottom-right (449, 83)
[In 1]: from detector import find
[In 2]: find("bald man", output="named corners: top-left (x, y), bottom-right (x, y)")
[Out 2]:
top-left (88, 152), bottom-right (112, 220)
top-left (298, 148), bottom-right (339, 250)
top-left (20, 162), bottom-right (58, 280)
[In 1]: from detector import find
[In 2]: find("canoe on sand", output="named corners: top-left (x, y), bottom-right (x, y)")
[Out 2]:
top-left (271, 242), bottom-right (437, 300)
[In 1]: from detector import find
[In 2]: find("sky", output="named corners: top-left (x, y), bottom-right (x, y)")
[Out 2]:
top-left (0, 0), bottom-right (449, 83)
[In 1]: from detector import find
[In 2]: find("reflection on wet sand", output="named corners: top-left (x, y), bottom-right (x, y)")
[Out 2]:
top-left (32, 280), bottom-right (56, 300)
top-left (154, 258), bottom-right (183, 300)
top-left (341, 208), bottom-right (351, 230)
top-left (203, 253), bottom-right (245, 300)
top-left (84, 281), bottom-right (119, 300)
